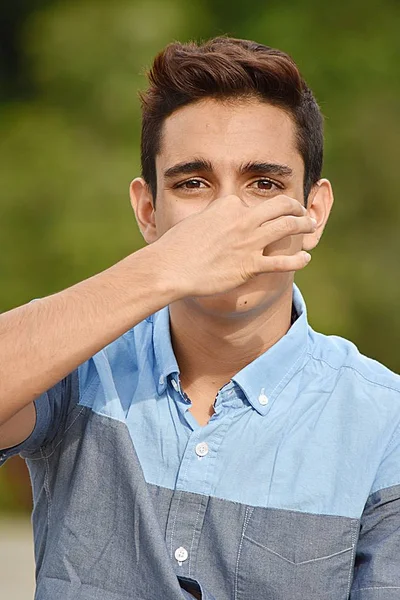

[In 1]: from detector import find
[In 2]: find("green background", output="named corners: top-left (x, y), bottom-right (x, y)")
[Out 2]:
top-left (1, 0), bottom-right (399, 511)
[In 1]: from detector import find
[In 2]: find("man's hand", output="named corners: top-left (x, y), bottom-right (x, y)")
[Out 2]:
top-left (0, 194), bottom-right (314, 437)
top-left (156, 194), bottom-right (315, 298)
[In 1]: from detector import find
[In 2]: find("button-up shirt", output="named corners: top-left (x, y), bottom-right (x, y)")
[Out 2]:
top-left (2, 285), bottom-right (400, 600)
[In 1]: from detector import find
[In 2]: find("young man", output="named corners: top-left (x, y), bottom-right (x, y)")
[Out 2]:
top-left (0, 37), bottom-right (399, 600)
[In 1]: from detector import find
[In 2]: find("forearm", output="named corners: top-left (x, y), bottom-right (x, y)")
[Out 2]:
top-left (0, 192), bottom-right (315, 426)
top-left (0, 244), bottom-right (178, 424)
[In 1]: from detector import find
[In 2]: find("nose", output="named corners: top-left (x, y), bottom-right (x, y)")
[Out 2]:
top-left (213, 182), bottom-right (252, 207)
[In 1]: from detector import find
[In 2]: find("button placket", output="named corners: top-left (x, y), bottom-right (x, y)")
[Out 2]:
top-left (166, 491), bottom-right (210, 576)
top-left (165, 387), bottom-right (234, 576)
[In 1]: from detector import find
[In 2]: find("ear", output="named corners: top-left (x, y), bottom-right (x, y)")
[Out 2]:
top-left (129, 177), bottom-right (158, 244)
top-left (302, 178), bottom-right (334, 252)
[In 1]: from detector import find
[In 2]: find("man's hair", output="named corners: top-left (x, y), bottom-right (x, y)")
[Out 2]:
top-left (140, 37), bottom-right (323, 205)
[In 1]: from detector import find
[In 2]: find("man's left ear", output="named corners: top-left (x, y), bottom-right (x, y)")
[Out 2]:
top-left (302, 179), bottom-right (334, 251)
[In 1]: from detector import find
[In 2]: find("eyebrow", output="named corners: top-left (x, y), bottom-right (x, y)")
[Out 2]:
top-left (239, 161), bottom-right (293, 178)
top-left (163, 159), bottom-right (293, 180)
top-left (164, 159), bottom-right (213, 179)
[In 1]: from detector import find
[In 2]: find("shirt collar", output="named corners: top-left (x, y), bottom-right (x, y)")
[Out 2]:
top-left (152, 284), bottom-right (309, 409)
top-left (152, 307), bottom-right (180, 394)
top-left (232, 284), bottom-right (309, 415)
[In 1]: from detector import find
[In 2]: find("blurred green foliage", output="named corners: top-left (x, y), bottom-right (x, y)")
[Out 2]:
top-left (0, 0), bottom-right (399, 511)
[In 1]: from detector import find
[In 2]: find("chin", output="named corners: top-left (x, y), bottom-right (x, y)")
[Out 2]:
top-left (189, 273), bottom-right (292, 319)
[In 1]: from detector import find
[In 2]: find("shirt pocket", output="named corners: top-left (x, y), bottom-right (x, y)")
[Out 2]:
top-left (236, 506), bottom-right (359, 600)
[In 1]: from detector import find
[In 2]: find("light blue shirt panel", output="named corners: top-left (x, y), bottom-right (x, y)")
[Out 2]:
top-left (76, 285), bottom-right (400, 519)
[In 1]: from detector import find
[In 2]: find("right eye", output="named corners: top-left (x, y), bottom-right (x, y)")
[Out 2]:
top-left (176, 179), bottom-right (208, 190)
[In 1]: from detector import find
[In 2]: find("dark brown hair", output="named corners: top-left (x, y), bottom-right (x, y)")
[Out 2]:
top-left (140, 37), bottom-right (323, 205)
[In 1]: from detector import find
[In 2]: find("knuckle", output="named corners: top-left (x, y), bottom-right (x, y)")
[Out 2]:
top-left (283, 196), bottom-right (296, 210)
top-left (289, 200), bottom-right (302, 217)
top-left (264, 251), bottom-right (308, 274)
top-left (277, 197), bottom-right (293, 213)
top-left (279, 196), bottom-right (304, 214)
top-left (269, 255), bottom-right (292, 273)
top-left (281, 215), bottom-right (298, 233)
top-left (295, 200), bottom-right (307, 215)
top-left (240, 258), bottom-right (256, 280)
top-left (270, 256), bottom-right (286, 272)
top-left (286, 198), bottom-right (298, 212)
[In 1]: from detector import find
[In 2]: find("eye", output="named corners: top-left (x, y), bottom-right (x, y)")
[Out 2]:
top-left (249, 179), bottom-right (282, 192)
top-left (176, 179), bottom-right (208, 190)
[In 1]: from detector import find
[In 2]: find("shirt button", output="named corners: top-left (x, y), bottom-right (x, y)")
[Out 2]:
top-left (174, 547), bottom-right (188, 563)
top-left (195, 442), bottom-right (209, 457)
top-left (258, 393), bottom-right (269, 406)
top-left (171, 378), bottom-right (179, 391)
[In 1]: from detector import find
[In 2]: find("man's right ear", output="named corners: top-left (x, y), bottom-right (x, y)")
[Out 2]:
top-left (129, 178), bottom-right (158, 244)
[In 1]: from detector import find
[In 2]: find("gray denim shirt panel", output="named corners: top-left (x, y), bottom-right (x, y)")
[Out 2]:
top-left (1, 375), bottom-right (399, 599)
top-left (13, 401), bottom-right (381, 600)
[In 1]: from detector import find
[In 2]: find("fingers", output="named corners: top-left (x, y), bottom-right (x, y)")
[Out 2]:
top-left (254, 251), bottom-right (312, 274)
top-left (254, 214), bottom-right (317, 247)
top-left (250, 195), bottom-right (307, 225)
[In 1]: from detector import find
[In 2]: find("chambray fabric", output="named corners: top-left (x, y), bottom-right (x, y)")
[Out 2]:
top-left (1, 285), bottom-right (400, 600)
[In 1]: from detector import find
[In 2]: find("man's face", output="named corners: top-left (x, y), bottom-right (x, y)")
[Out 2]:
top-left (152, 97), bottom-right (308, 317)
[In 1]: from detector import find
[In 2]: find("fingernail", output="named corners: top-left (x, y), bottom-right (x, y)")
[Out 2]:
top-left (311, 218), bottom-right (317, 227)
top-left (304, 252), bottom-right (312, 263)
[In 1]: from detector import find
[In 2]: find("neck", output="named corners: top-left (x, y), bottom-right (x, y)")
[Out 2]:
top-left (169, 285), bottom-right (294, 391)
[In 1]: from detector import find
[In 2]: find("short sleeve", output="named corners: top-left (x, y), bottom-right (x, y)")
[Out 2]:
top-left (0, 370), bottom-right (79, 466)
top-left (351, 422), bottom-right (400, 597)
top-left (369, 419), bottom-right (400, 496)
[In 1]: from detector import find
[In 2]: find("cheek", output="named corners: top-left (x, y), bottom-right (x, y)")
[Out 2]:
top-left (154, 206), bottom-right (179, 236)
top-left (263, 234), bottom-right (304, 256)
top-left (155, 200), bottom-right (202, 236)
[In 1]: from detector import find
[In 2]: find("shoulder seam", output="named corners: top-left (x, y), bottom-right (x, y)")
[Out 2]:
top-left (308, 354), bottom-right (400, 394)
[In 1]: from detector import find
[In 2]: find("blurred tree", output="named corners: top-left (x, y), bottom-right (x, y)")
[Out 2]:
top-left (0, 0), bottom-right (55, 100)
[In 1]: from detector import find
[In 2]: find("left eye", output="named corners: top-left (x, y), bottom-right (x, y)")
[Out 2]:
top-left (178, 179), bottom-right (207, 189)
top-left (250, 179), bottom-right (277, 191)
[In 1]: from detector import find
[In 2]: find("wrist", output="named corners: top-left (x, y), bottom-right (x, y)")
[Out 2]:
top-left (126, 243), bottom-right (186, 305)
